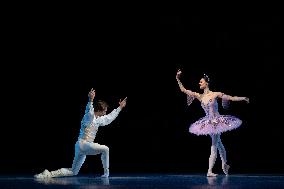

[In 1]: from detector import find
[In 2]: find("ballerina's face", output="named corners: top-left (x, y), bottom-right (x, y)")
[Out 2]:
top-left (199, 78), bottom-right (208, 89)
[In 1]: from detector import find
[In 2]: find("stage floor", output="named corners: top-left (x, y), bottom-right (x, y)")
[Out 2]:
top-left (1, 174), bottom-right (284, 189)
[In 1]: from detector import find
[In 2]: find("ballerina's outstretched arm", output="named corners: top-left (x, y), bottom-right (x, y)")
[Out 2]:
top-left (217, 92), bottom-right (249, 103)
top-left (176, 69), bottom-right (201, 100)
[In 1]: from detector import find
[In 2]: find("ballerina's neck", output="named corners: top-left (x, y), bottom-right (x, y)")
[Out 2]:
top-left (203, 88), bottom-right (211, 95)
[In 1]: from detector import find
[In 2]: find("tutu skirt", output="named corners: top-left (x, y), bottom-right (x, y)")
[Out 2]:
top-left (189, 115), bottom-right (242, 135)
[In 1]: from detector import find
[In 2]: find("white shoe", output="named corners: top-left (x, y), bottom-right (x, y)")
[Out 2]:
top-left (101, 168), bottom-right (109, 178)
top-left (222, 164), bottom-right (230, 176)
top-left (207, 172), bottom-right (218, 177)
top-left (34, 169), bottom-right (52, 179)
top-left (101, 173), bottom-right (109, 178)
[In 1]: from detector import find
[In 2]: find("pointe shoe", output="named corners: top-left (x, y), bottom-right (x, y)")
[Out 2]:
top-left (222, 164), bottom-right (230, 176)
top-left (207, 172), bottom-right (218, 177)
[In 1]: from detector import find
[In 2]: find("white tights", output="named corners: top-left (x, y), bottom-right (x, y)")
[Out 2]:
top-left (49, 140), bottom-right (109, 177)
top-left (208, 134), bottom-right (228, 175)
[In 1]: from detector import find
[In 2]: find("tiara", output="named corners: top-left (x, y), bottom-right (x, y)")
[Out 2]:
top-left (203, 73), bottom-right (210, 82)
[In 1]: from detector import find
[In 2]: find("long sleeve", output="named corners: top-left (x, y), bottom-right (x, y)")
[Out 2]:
top-left (186, 92), bottom-right (195, 106)
top-left (96, 107), bottom-right (122, 126)
top-left (81, 101), bottom-right (95, 126)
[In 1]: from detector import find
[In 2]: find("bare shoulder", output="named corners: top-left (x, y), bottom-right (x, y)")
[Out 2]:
top-left (213, 91), bottom-right (223, 98)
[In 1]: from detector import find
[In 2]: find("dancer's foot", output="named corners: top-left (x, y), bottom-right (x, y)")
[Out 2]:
top-left (101, 173), bottom-right (109, 178)
top-left (207, 172), bottom-right (218, 177)
top-left (222, 164), bottom-right (230, 176)
top-left (34, 169), bottom-right (52, 179)
top-left (101, 168), bottom-right (109, 178)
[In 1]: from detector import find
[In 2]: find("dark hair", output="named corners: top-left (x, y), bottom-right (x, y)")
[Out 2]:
top-left (94, 100), bottom-right (109, 112)
top-left (202, 73), bottom-right (210, 83)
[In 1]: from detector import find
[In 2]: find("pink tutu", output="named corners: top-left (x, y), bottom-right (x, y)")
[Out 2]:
top-left (189, 115), bottom-right (242, 135)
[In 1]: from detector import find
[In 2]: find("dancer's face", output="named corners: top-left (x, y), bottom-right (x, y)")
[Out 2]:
top-left (199, 78), bottom-right (208, 89)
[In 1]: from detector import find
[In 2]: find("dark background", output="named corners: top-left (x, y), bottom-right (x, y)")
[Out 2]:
top-left (1, 6), bottom-right (283, 175)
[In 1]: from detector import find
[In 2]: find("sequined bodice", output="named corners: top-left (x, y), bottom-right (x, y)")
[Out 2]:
top-left (201, 97), bottom-right (220, 118)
